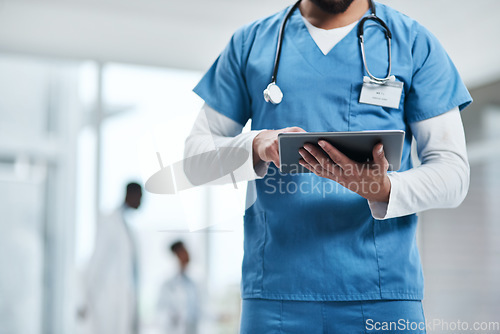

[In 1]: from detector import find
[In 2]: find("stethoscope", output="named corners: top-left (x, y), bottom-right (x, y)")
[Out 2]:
top-left (263, 0), bottom-right (394, 104)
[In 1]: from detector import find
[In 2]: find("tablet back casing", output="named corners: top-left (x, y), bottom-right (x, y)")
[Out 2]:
top-left (278, 130), bottom-right (405, 173)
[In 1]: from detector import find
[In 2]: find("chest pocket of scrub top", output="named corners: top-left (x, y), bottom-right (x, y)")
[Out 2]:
top-left (348, 82), bottom-right (406, 131)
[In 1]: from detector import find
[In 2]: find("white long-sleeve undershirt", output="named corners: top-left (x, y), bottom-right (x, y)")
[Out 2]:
top-left (184, 103), bottom-right (469, 219)
top-left (368, 107), bottom-right (469, 219)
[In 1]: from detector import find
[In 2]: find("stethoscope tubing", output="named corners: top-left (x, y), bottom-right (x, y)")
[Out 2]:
top-left (271, 0), bottom-right (302, 84)
top-left (357, 12), bottom-right (393, 84)
top-left (265, 0), bottom-right (394, 104)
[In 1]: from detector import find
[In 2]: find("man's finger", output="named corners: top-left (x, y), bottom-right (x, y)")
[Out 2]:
top-left (303, 143), bottom-right (331, 164)
top-left (372, 143), bottom-right (389, 171)
top-left (299, 148), bottom-right (322, 171)
top-left (318, 140), bottom-right (354, 170)
top-left (299, 160), bottom-right (314, 172)
top-left (284, 126), bottom-right (307, 133)
top-left (271, 149), bottom-right (280, 168)
top-left (300, 160), bottom-right (330, 179)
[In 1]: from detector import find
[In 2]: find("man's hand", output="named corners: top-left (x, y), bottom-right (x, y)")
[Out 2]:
top-left (299, 141), bottom-right (391, 202)
top-left (253, 127), bottom-right (306, 168)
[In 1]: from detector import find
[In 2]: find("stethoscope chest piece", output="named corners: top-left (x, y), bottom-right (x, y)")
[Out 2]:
top-left (263, 82), bottom-right (284, 104)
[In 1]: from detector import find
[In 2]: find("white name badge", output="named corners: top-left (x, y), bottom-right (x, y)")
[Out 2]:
top-left (359, 77), bottom-right (404, 109)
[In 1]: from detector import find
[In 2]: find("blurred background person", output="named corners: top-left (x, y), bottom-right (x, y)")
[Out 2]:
top-left (83, 182), bottom-right (143, 334)
top-left (157, 240), bottom-right (199, 334)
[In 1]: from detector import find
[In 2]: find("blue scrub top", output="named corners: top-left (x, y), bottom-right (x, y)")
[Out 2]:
top-left (194, 2), bottom-right (472, 301)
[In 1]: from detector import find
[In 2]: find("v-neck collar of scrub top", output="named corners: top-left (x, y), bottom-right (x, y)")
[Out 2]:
top-left (301, 16), bottom-right (359, 56)
top-left (286, 4), bottom-right (374, 72)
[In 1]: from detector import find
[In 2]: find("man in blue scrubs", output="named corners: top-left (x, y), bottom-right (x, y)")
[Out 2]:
top-left (185, 0), bottom-right (472, 332)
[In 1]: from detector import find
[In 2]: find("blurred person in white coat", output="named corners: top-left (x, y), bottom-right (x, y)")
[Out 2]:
top-left (157, 241), bottom-right (199, 334)
top-left (84, 182), bottom-right (143, 334)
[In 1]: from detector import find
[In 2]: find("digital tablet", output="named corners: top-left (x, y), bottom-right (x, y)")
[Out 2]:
top-left (278, 130), bottom-right (405, 173)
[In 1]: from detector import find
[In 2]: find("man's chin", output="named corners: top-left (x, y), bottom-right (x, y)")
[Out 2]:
top-left (309, 0), bottom-right (356, 14)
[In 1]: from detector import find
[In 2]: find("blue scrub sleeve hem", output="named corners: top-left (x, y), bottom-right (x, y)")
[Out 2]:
top-left (405, 95), bottom-right (472, 123)
top-left (192, 89), bottom-right (249, 127)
